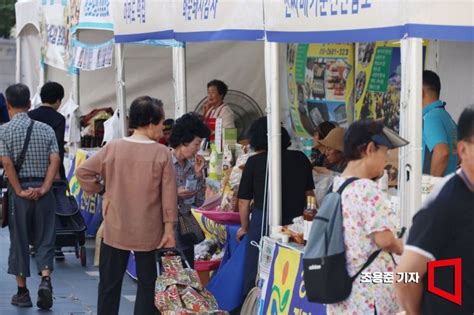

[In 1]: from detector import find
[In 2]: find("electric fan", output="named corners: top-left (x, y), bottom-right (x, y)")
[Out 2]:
top-left (195, 90), bottom-right (264, 140)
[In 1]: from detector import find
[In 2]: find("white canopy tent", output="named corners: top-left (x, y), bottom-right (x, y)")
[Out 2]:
top-left (263, 0), bottom-right (474, 229)
top-left (15, 0), bottom-right (474, 231)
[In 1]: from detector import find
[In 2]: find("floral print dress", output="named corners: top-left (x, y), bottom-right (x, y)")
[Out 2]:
top-left (326, 177), bottom-right (401, 315)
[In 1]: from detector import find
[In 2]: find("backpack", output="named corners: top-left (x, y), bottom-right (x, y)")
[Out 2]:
top-left (303, 177), bottom-right (381, 304)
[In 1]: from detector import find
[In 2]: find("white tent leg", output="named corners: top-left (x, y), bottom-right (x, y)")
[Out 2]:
top-left (71, 71), bottom-right (80, 152)
top-left (115, 43), bottom-right (127, 137)
top-left (399, 38), bottom-right (423, 230)
top-left (16, 36), bottom-right (21, 83)
top-left (265, 41), bottom-right (282, 227)
top-left (264, 41), bottom-right (273, 217)
top-left (173, 45), bottom-right (187, 119)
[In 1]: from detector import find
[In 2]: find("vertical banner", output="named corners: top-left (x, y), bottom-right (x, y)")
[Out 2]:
top-left (355, 42), bottom-right (427, 133)
top-left (41, 0), bottom-right (71, 70)
top-left (287, 43), bottom-right (354, 137)
top-left (259, 242), bottom-right (326, 314)
top-left (354, 42), bottom-right (401, 132)
top-left (67, 149), bottom-right (103, 236)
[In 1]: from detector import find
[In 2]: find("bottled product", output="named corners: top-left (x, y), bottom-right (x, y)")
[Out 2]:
top-left (303, 196), bottom-right (318, 245)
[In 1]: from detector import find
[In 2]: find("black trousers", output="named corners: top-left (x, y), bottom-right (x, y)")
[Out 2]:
top-left (97, 242), bottom-right (158, 315)
top-left (241, 208), bottom-right (264, 300)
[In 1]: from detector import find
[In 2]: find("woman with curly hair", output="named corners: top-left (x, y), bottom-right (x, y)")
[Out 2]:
top-left (169, 113), bottom-right (211, 267)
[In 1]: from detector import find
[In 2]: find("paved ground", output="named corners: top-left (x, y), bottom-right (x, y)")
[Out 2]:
top-left (0, 228), bottom-right (138, 315)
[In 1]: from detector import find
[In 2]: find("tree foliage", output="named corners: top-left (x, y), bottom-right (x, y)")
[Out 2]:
top-left (0, 0), bottom-right (16, 38)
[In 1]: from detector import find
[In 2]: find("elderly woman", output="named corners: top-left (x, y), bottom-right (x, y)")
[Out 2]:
top-left (314, 127), bottom-right (347, 175)
top-left (237, 117), bottom-right (315, 300)
top-left (327, 120), bottom-right (406, 315)
top-left (311, 121), bottom-right (337, 167)
top-left (202, 79), bottom-right (235, 129)
top-left (76, 96), bottom-right (177, 315)
top-left (169, 113), bottom-right (210, 267)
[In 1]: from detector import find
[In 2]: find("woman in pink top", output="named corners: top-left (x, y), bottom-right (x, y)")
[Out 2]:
top-left (76, 96), bottom-right (177, 315)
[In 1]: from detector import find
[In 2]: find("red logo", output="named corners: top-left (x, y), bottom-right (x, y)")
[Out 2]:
top-left (427, 258), bottom-right (462, 305)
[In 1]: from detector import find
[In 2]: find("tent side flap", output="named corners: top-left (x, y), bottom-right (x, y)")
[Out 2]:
top-left (15, 1), bottom-right (41, 36)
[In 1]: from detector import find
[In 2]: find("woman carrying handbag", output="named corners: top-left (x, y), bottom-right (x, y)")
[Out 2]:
top-left (168, 113), bottom-right (210, 268)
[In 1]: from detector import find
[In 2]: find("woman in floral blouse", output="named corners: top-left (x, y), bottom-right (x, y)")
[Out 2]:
top-left (169, 113), bottom-right (210, 267)
top-left (327, 120), bottom-right (407, 315)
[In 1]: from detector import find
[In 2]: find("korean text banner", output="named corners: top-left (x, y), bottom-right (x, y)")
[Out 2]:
top-left (173, 0), bottom-right (264, 41)
top-left (264, 0), bottom-right (403, 43)
top-left (41, 0), bottom-right (71, 70)
top-left (70, 0), bottom-right (114, 32)
top-left (264, 0), bottom-right (473, 43)
top-left (67, 149), bottom-right (103, 236)
top-left (111, 0), bottom-right (173, 43)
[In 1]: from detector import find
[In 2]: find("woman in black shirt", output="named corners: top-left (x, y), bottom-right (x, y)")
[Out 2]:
top-left (237, 117), bottom-right (315, 300)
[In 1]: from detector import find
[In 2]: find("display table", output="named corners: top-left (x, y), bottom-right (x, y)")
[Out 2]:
top-left (66, 149), bottom-right (103, 237)
top-left (258, 237), bottom-right (326, 314)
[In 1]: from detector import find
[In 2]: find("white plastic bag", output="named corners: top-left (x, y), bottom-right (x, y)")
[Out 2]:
top-left (102, 109), bottom-right (122, 145)
top-left (59, 95), bottom-right (81, 143)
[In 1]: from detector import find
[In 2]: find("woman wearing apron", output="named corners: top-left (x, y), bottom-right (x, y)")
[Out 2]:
top-left (202, 80), bottom-right (235, 139)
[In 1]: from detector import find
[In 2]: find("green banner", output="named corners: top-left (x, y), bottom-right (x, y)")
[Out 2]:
top-left (367, 47), bottom-right (392, 92)
top-left (294, 44), bottom-right (309, 84)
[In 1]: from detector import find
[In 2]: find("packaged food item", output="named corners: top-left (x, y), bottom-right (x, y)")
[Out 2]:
top-left (303, 196), bottom-right (318, 245)
top-left (222, 144), bottom-right (233, 171)
top-left (208, 144), bottom-right (223, 180)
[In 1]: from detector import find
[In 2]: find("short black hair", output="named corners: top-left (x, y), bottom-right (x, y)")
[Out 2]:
top-left (169, 113), bottom-right (210, 148)
top-left (344, 120), bottom-right (384, 161)
top-left (40, 81), bottom-right (65, 104)
top-left (248, 117), bottom-right (291, 151)
top-left (207, 79), bottom-right (228, 98)
top-left (164, 118), bottom-right (174, 126)
top-left (423, 70), bottom-right (441, 97)
top-left (457, 105), bottom-right (474, 142)
top-left (5, 83), bottom-right (30, 109)
top-left (128, 96), bottom-right (164, 129)
top-left (314, 121), bottom-right (337, 139)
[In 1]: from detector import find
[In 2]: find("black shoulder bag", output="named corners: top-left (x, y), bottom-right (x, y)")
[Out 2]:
top-left (1, 120), bottom-right (35, 228)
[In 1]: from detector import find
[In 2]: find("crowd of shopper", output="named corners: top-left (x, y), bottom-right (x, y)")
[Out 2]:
top-left (0, 69), bottom-right (472, 315)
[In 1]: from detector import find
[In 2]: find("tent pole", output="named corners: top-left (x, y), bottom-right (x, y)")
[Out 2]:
top-left (115, 43), bottom-right (127, 137)
top-left (264, 41), bottom-right (273, 218)
top-left (173, 44), bottom-right (187, 118)
top-left (399, 38), bottom-right (423, 231)
top-left (16, 36), bottom-right (21, 83)
top-left (266, 41), bottom-right (282, 227)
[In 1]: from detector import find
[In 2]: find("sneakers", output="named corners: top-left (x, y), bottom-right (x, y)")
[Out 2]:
top-left (37, 277), bottom-right (53, 310)
top-left (11, 290), bottom-right (33, 307)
